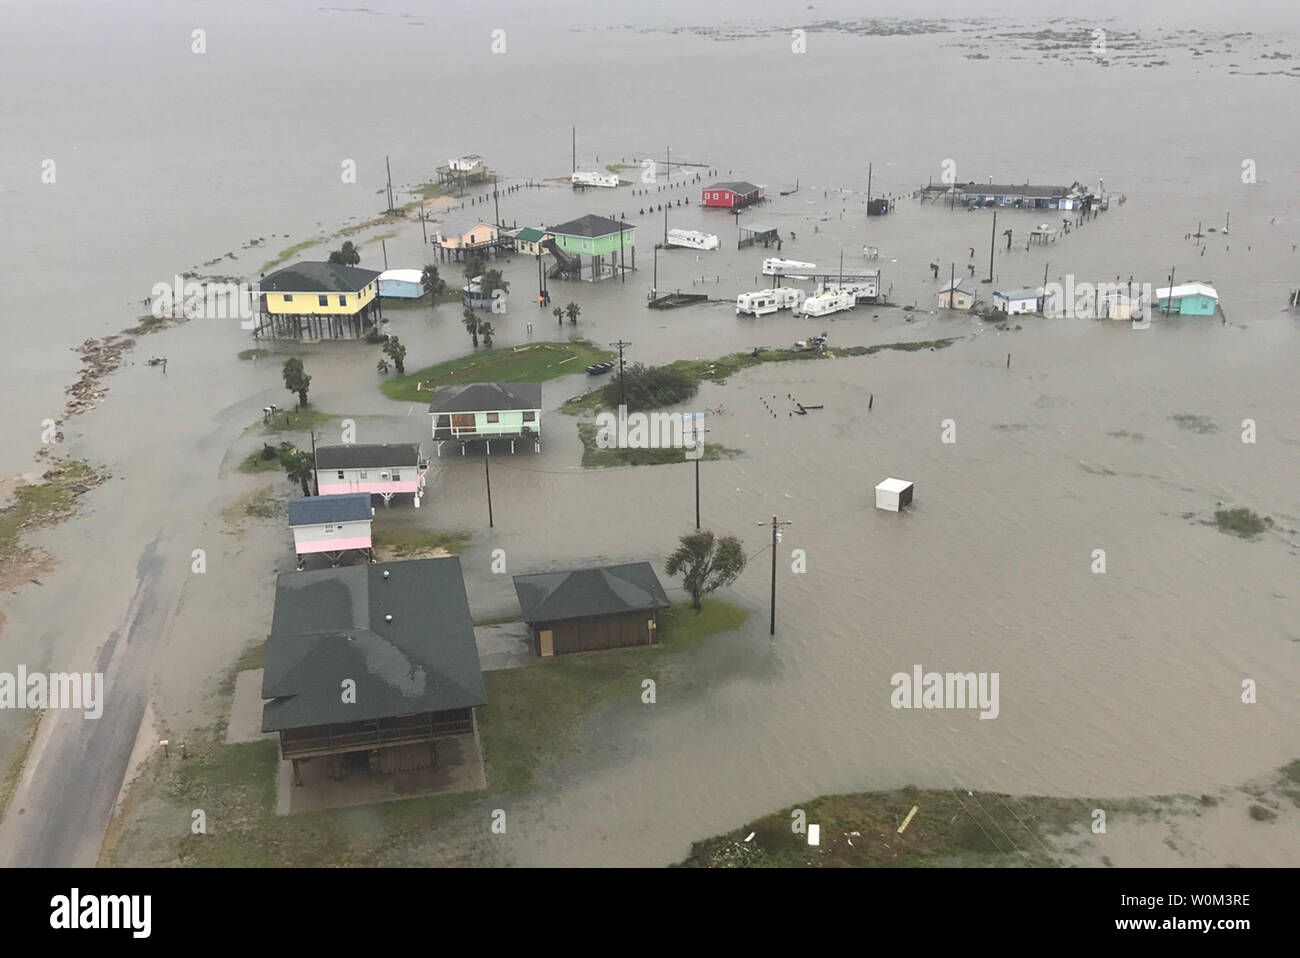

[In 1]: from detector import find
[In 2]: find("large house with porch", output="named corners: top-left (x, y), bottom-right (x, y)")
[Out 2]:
top-left (254, 261), bottom-right (382, 340)
top-left (428, 381), bottom-right (542, 455)
top-left (287, 492), bottom-right (374, 569)
top-left (433, 217), bottom-right (503, 263)
top-left (314, 442), bottom-right (427, 507)
top-left (261, 557), bottom-right (487, 787)
top-left (546, 214), bottom-right (635, 281)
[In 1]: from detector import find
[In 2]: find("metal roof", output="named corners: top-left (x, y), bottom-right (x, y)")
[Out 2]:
top-left (548, 214), bottom-right (628, 238)
top-left (995, 288), bottom-right (1041, 300)
top-left (315, 443), bottom-right (420, 470)
top-left (515, 227), bottom-right (548, 243)
top-left (513, 562), bottom-right (670, 623)
top-left (261, 558), bottom-right (486, 731)
top-left (260, 262), bottom-right (381, 293)
top-left (378, 269), bottom-right (423, 284)
top-left (1155, 283), bottom-right (1218, 300)
top-left (705, 181), bottom-right (761, 194)
top-left (428, 381), bottom-right (542, 414)
top-left (287, 493), bottom-right (373, 527)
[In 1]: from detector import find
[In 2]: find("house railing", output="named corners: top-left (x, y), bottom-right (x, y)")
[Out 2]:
top-left (433, 422), bottom-right (539, 440)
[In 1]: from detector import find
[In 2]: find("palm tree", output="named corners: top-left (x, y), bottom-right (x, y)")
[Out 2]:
top-left (382, 335), bottom-right (407, 374)
top-left (376, 358), bottom-right (390, 375)
top-left (277, 443), bottom-right (315, 497)
top-left (462, 307), bottom-right (480, 348)
top-left (328, 241), bottom-right (361, 265)
top-left (479, 320), bottom-right (495, 347)
top-left (420, 263), bottom-right (446, 305)
top-left (553, 306), bottom-right (564, 327)
top-left (281, 357), bottom-right (310, 408)
top-left (565, 301), bottom-right (581, 325)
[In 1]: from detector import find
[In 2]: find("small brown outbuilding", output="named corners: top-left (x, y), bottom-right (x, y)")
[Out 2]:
top-left (512, 562), bottom-right (671, 656)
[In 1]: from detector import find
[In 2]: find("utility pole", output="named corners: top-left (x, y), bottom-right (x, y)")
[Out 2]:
top-left (493, 176), bottom-right (500, 227)
top-left (420, 206), bottom-right (428, 244)
top-left (757, 515), bottom-right (794, 636)
top-left (663, 204), bottom-right (668, 245)
top-left (484, 450), bottom-right (494, 528)
top-left (381, 239), bottom-right (388, 270)
top-left (610, 339), bottom-right (633, 407)
top-left (692, 422), bottom-right (711, 530)
top-left (652, 243), bottom-right (660, 299)
top-left (385, 155), bottom-right (395, 213)
top-left (1165, 266), bottom-right (1175, 316)
top-left (987, 210), bottom-right (997, 282)
top-left (866, 161), bottom-right (873, 209)
top-left (666, 144), bottom-right (671, 183)
top-left (310, 429), bottom-right (319, 495)
top-left (572, 126), bottom-right (576, 174)
top-left (947, 262), bottom-right (955, 307)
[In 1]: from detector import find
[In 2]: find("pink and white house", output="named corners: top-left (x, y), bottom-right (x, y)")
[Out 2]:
top-left (287, 493), bottom-right (374, 569)
top-left (314, 443), bottom-right (428, 507)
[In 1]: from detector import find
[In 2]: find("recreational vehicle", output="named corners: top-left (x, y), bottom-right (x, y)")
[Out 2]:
top-left (763, 258), bottom-right (818, 278)
top-left (796, 288), bottom-right (855, 317)
top-left (666, 229), bottom-right (720, 251)
top-left (818, 277), bottom-right (879, 303)
top-left (571, 170), bottom-right (620, 188)
top-left (737, 287), bottom-right (804, 316)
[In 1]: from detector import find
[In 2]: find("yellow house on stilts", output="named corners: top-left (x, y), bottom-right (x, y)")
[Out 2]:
top-left (254, 262), bottom-right (383, 340)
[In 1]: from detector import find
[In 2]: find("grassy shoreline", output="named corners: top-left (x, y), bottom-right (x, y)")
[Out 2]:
top-left (381, 340), bottom-right (614, 402)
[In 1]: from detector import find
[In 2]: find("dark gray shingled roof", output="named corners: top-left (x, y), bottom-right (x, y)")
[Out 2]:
top-left (705, 181), bottom-right (761, 194)
top-left (548, 214), bottom-right (628, 238)
top-left (959, 184), bottom-right (1073, 198)
top-left (428, 381), bottom-right (542, 414)
top-left (261, 558), bottom-right (486, 732)
top-left (513, 562), bottom-right (670, 624)
top-left (260, 261), bottom-right (381, 293)
top-left (287, 493), bottom-right (373, 527)
top-left (315, 443), bottom-right (420, 470)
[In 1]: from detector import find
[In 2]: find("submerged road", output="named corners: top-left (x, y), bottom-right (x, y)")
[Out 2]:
top-left (0, 536), bottom-right (165, 867)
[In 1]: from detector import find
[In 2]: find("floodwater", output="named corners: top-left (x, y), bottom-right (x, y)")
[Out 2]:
top-left (0, 0), bottom-right (1297, 866)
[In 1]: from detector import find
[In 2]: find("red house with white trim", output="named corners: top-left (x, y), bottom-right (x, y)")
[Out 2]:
top-left (701, 181), bottom-right (764, 209)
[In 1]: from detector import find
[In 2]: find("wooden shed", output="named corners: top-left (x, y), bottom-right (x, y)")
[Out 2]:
top-left (512, 562), bottom-right (670, 656)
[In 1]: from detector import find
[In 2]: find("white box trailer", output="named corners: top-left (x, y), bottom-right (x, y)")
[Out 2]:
top-left (571, 170), bottom-right (620, 188)
top-left (875, 477), bottom-right (914, 512)
top-left (737, 287), bottom-right (804, 316)
top-left (666, 228), bottom-right (720, 250)
top-left (763, 258), bottom-right (817, 278)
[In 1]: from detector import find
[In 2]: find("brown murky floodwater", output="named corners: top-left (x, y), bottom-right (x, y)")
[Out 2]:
top-left (1, 0), bottom-right (1297, 866)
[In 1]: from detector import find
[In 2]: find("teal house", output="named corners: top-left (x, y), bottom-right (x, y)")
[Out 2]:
top-left (1154, 282), bottom-right (1219, 316)
top-left (547, 214), bottom-right (635, 281)
top-left (429, 382), bottom-right (542, 456)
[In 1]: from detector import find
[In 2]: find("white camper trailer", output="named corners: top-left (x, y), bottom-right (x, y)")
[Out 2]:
top-left (796, 288), bottom-right (855, 317)
top-left (763, 258), bottom-right (818, 278)
top-left (736, 287), bottom-right (804, 316)
top-left (571, 170), bottom-right (620, 188)
top-left (666, 228), bottom-right (720, 251)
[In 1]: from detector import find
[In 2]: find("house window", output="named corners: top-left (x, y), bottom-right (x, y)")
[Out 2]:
top-left (392, 470), bottom-right (401, 481)
top-left (380, 471), bottom-right (389, 480)
top-left (323, 524), bottom-right (338, 535)
top-left (486, 412), bottom-right (500, 423)
top-left (318, 295), bottom-right (328, 307)
top-left (284, 294), bottom-right (294, 302)
top-left (359, 470), bottom-right (367, 479)
top-left (339, 295), bottom-right (347, 306)
top-left (523, 411), bottom-right (536, 422)
top-left (337, 471), bottom-right (344, 480)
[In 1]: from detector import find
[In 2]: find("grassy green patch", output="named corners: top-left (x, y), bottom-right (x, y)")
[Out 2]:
top-left (680, 787), bottom-right (1122, 867)
top-left (372, 528), bottom-right (471, 557)
top-left (237, 348), bottom-right (270, 361)
top-left (260, 239), bottom-right (322, 273)
top-left (381, 340), bottom-right (615, 403)
top-left (0, 460), bottom-right (103, 562)
top-left (605, 164), bottom-right (636, 173)
top-left (0, 710), bottom-right (43, 823)
top-left (238, 445), bottom-right (285, 474)
top-left (478, 599), bottom-right (747, 792)
top-left (563, 339), bottom-right (959, 414)
top-left (245, 407), bottom-right (337, 436)
top-left (1213, 507), bottom-right (1270, 538)
top-left (576, 422), bottom-right (743, 467)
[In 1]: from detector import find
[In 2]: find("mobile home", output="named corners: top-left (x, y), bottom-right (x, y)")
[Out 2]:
top-left (763, 258), bottom-right (817, 278)
top-left (796, 288), bottom-right (855, 317)
top-left (736, 287), bottom-right (804, 316)
top-left (571, 170), bottom-right (620, 188)
top-left (666, 229), bottom-right (720, 251)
